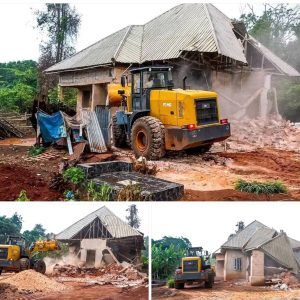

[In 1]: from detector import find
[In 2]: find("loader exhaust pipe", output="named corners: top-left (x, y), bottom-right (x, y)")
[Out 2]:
top-left (183, 76), bottom-right (187, 90)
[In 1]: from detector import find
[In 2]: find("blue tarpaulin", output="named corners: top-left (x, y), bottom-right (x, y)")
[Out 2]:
top-left (37, 111), bottom-right (67, 143)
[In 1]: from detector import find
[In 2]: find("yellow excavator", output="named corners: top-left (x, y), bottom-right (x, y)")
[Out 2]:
top-left (0, 235), bottom-right (60, 275)
top-left (109, 66), bottom-right (231, 160)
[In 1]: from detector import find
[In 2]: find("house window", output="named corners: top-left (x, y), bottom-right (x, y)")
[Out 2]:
top-left (234, 258), bottom-right (242, 271)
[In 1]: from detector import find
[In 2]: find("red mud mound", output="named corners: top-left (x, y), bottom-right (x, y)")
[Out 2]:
top-left (0, 164), bottom-right (63, 200)
top-left (220, 150), bottom-right (300, 186)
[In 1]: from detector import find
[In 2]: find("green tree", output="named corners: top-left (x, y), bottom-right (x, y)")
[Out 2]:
top-left (23, 224), bottom-right (47, 244)
top-left (35, 4), bottom-right (81, 98)
top-left (0, 214), bottom-right (22, 242)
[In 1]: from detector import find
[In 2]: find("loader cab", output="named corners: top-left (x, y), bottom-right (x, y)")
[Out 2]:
top-left (130, 66), bottom-right (174, 111)
top-left (6, 235), bottom-right (27, 256)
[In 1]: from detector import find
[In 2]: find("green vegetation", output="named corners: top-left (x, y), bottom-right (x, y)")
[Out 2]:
top-left (87, 181), bottom-right (112, 201)
top-left (16, 190), bottom-right (31, 201)
top-left (152, 236), bottom-right (191, 279)
top-left (235, 179), bottom-right (288, 194)
top-left (240, 4), bottom-right (300, 121)
top-left (0, 60), bottom-right (37, 112)
top-left (167, 277), bottom-right (175, 288)
top-left (28, 145), bottom-right (46, 157)
top-left (63, 167), bottom-right (85, 185)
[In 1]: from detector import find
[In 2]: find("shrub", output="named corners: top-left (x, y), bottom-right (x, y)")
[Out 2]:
top-left (167, 277), bottom-right (175, 288)
top-left (87, 181), bottom-right (111, 201)
top-left (63, 167), bottom-right (85, 185)
top-left (117, 182), bottom-right (143, 201)
top-left (28, 145), bottom-right (45, 157)
top-left (235, 179), bottom-right (288, 194)
top-left (16, 190), bottom-right (30, 201)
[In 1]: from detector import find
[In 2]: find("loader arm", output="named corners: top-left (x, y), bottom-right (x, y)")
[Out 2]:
top-left (29, 240), bottom-right (61, 256)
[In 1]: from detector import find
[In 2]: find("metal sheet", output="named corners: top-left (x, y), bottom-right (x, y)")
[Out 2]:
top-left (56, 206), bottom-right (143, 240)
top-left (95, 105), bottom-right (110, 146)
top-left (81, 109), bottom-right (107, 153)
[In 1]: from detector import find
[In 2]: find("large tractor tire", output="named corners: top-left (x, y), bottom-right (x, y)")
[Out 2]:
top-left (175, 282), bottom-right (185, 289)
top-left (0, 269), bottom-right (2, 276)
top-left (186, 144), bottom-right (212, 155)
top-left (33, 259), bottom-right (46, 274)
top-left (131, 116), bottom-right (165, 160)
top-left (19, 258), bottom-right (30, 271)
top-left (112, 115), bottom-right (126, 147)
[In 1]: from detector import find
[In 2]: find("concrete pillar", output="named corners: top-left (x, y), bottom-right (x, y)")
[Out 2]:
top-left (81, 249), bottom-right (87, 263)
top-left (250, 250), bottom-right (265, 286)
top-left (91, 84), bottom-right (107, 111)
top-left (95, 250), bottom-right (103, 268)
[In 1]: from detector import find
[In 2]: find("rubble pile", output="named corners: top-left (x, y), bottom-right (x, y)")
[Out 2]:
top-left (52, 263), bottom-right (148, 288)
top-left (270, 272), bottom-right (300, 290)
top-left (1, 270), bottom-right (69, 293)
top-left (228, 117), bottom-right (300, 152)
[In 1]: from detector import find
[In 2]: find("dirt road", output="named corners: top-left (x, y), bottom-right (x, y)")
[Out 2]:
top-left (36, 284), bottom-right (148, 300)
top-left (153, 282), bottom-right (300, 300)
top-left (0, 139), bottom-right (300, 200)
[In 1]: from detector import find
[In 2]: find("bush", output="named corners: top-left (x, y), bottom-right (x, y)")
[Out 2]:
top-left (28, 145), bottom-right (45, 157)
top-left (235, 179), bottom-right (288, 194)
top-left (16, 190), bottom-right (31, 201)
top-left (63, 167), bottom-right (85, 185)
top-left (167, 277), bottom-right (175, 288)
top-left (87, 181), bottom-right (112, 201)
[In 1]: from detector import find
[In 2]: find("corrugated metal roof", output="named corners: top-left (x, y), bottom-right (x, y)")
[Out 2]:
top-left (46, 3), bottom-right (247, 73)
top-left (249, 36), bottom-right (300, 77)
top-left (260, 233), bottom-right (298, 272)
top-left (243, 227), bottom-right (277, 251)
top-left (56, 206), bottom-right (142, 240)
top-left (81, 109), bottom-right (107, 153)
top-left (222, 220), bottom-right (267, 249)
top-left (289, 237), bottom-right (300, 249)
top-left (46, 26), bottom-right (131, 73)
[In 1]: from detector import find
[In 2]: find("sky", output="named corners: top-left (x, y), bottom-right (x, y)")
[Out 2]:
top-left (0, 2), bottom-right (270, 63)
top-left (0, 202), bottom-right (150, 236)
top-left (151, 202), bottom-right (300, 253)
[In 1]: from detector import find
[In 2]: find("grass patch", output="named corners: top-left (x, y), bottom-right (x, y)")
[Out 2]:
top-left (28, 145), bottom-right (45, 157)
top-left (167, 277), bottom-right (175, 288)
top-left (235, 179), bottom-right (288, 194)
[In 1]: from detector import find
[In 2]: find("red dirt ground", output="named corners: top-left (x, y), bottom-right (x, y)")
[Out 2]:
top-left (0, 164), bottom-right (63, 201)
top-left (152, 281), bottom-right (300, 299)
top-left (35, 285), bottom-right (148, 300)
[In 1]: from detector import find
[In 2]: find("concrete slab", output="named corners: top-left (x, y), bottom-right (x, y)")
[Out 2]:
top-left (78, 161), bottom-right (184, 201)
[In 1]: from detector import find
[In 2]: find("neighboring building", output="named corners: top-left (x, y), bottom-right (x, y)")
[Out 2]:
top-left (214, 220), bottom-right (300, 286)
top-left (56, 206), bottom-right (144, 267)
top-left (46, 3), bottom-right (300, 120)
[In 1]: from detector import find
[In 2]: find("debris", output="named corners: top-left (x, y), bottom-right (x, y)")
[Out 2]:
top-left (0, 117), bottom-right (24, 139)
top-left (228, 117), bottom-right (300, 152)
top-left (131, 156), bottom-right (158, 175)
top-left (0, 269), bottom-right (70, 293)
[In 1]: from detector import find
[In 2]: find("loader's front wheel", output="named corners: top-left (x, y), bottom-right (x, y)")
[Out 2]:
top-left (204, 275), bottom-right (214, 288)
top-left (33, 259), bottom-right (46, 274)
top-left (131, 116), bottom-right (165, 160)
top-left (19, 258), bottom-right (30, 271)
top-left (112, 115), bottom-right (126, 147)
top-left (0, 269), bottom-right (2, 276)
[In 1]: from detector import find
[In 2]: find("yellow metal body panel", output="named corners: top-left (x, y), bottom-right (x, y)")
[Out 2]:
top-left (107, 83), bottom-right (131, 107)
top-left (182, 257), bottom-right (201, 273)
top-left (1, 245), bottom-right (21, 261)
top-left (149, 89), bottom-right (219, 127)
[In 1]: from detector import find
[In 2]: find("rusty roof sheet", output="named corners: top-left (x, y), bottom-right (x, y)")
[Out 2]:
top-left (46, 3), bottom-right (247, 73)
top-left (56, 206), bottom-right (143, 240)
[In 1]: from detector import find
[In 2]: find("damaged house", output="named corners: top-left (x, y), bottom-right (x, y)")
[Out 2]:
top-left (214, 220), bottom-right (300, 286)
top-left (55, 206), bottom-right (144, 267)
top-left (46, 3), bottom-right (300, 130)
